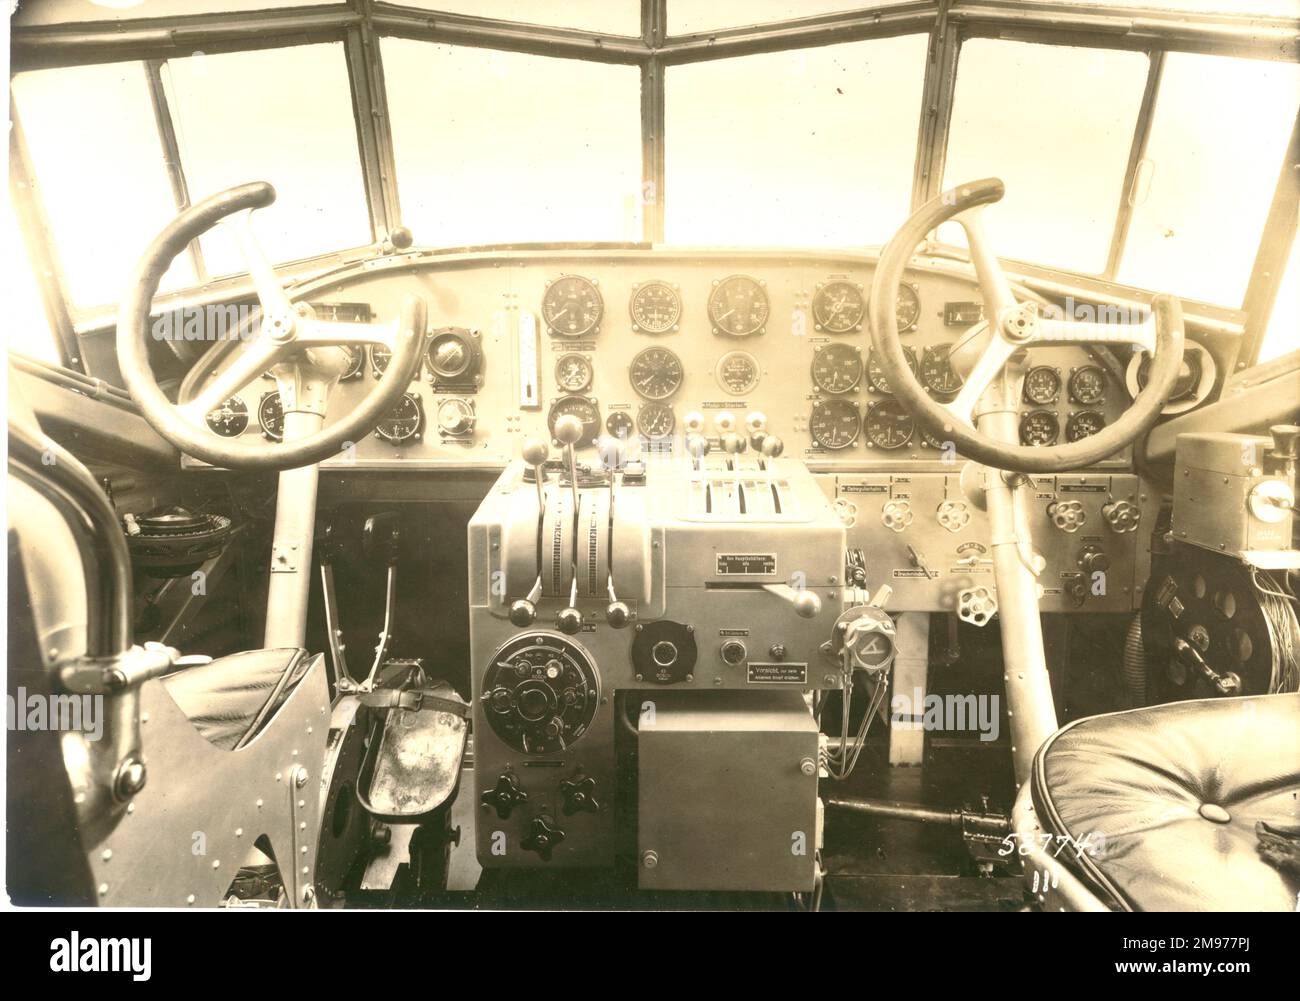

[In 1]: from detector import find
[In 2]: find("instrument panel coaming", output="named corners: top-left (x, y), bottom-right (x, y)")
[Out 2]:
top-left (181, 248), bottom-right (1138, 472)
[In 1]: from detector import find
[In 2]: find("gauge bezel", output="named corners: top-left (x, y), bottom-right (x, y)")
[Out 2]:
top-left (426, 327), bottom-right (481, 383)
top-left (866, 345), bottom-right (919, 395)
top-left (1066, 409), bottom-right (1107, 442)
top-left (864, 398), bottom-right (916, 451)
top-left (895, 282), bottom-right (922, 333)
top-left (714, 350), bottom-right (760, 396)
top-left (257, 391), bottom-right (284, 442)
top-left (708, 275), bottom-right (770, 337)
top-left (629, 345), bottom-right (685, 401)
top-left (368, 344), bottom-right (392, 379)
top-left (605, 410), bottom-right (635, 440)
top-left (204, 396), bottom-right (249, 438)
top-left (808, 398), bottom-right (861, 451)
top-left (542, 274), bottom-right (603, 338)
top-left (637, 402), bottom-right (676, 439)
top-left (1067, 364), bottom-right (1107, 405)
top-left (547, 394), bottom-right (602, 448)
top-left (1023, 365), bottom-right (1062, 405)
top-left (1018, 409), bottom-right (1061, 447)
top-left (810, 342), bottom-right (864, 394)
top-left (920, 342), bottom-right (964, 397)
top-left (555, 352), bottom-right (594, 393)
top-left (812, 279), bottom-right (866, 334)
top-left (375, 392), bottom-right (425, 444)
top-left (629, 280), bottom-right (683, 334)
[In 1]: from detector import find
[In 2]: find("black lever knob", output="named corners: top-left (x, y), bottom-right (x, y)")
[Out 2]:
top-left (521, 815), bottom-right (566, 861)
top-left (480, 773), bottom-right (529, 820)
top-left (558, 774), bottom-right (600, 816)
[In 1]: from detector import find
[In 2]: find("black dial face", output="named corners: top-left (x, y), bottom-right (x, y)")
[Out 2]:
top-left (812, 280), bottom-right (865, 333)
top-left (1066, 410), bottom-right (1106, 442)
top-left (1068, 365), bottom-right (1107, 405)
top-left (369, 344), bottom-right (391, 378)
top-left (542, 275), bottom-right (603, 337)
top-left (637, 402), bottom-right (675, 439)
top-left (895, 283), bottom-right (921, 332)
top-left (375, 393), bottom-right (423, 444)
top-left (811, 342), bottom-right (863, 394)
top-left (258, 392), bottom-right (284, 442)
top-left (481, 632), bottom-right (601, 755)
top-left (629, 346), bottom-right (684, 400)
top-left (555, 353), bottom-right (594, 392)
top-left (1023, 365), bottom-right (1062, 405)
top-left (921, 428), bottom-right (949, 451)
top-left (548, 395), bottom-right (601, 447)
top-left (809, 399), bottom-right (861, 450)
top-left (864, 398), bottom-right (916, 450)
top-left (605, 410), bottom-right (635, 441)
top-left (205, 396), bottom-right (248, 438)
top-left (920, 343), bottom-right (964, 396)
top-left (630, 281), bottom-right (682, 334)
top-left (1137, 349), bottom-right (1202, 401)
top-left (715, 350), bottom-right (760, 395)
top-left (426, 328), bottom-right (479, 381)
top-left (708, 275), bottom-right (769, 336)
top-left (1019, 409), bottom-right (1060, 447)
top-left (866, 345), bottom-right (919, 394)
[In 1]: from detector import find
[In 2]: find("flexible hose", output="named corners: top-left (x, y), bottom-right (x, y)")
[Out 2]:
top-left (1122, 612), bottom-right (1148, 707)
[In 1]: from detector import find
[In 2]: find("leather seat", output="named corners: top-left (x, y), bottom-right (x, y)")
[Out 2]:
top-left (161, 648), bottom-right (315, 751)
top-left (1032, 692), bottom-right (1300, 911)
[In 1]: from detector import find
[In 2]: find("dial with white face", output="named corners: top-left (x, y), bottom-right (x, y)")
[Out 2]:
top-left (630, 281), bottom-right (682, 334)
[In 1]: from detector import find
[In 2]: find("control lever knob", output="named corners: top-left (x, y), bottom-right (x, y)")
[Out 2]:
top-left (556, 606), bottom-right (583, 635)
top-left (760, 435), bottom-right (785, 458)
top-left (553, 414), bottom-right (584, 446)
top-left (792, 589), bottom-right (822, 618)
top-left (597, 434), bottom-right (625, 471)
top-left (522, 438), bottom-right (550, 467)
top-left (686, 434), bottom-right (710, 460)
top-left (721, 432), bottom-right (746, 455)
top-left (606, 600), bottom-right (631, 629)
top-left (509, 599), bottom-right (538, 627)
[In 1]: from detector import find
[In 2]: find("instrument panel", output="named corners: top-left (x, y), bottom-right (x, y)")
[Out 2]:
top-left (180, 249), bottom-right (1142, 472)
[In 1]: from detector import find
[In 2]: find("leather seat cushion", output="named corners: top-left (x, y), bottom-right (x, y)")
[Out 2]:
top-left (1032, 692), bottom-right (1300, 912)
top-left (162, 648), bottom-right (311, 751)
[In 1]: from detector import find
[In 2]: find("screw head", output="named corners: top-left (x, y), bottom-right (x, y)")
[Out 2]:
top-left (642, 850), bottom-right (659, 869)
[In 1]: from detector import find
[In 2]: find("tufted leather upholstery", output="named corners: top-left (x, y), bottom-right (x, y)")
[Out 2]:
top-left (1032, 692), bottom-right (1300, 911)
top-left (162, 648), bottom-right (314, 751)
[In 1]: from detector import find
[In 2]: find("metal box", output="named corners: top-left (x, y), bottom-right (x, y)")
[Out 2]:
top-left (1172, 432), bottom-right (1294, 556)
top-left (637, 691), bottom-right (819, 892)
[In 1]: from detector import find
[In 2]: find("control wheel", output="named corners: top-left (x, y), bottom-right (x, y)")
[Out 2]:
top-left (480, 632), bottom-right (601, 755)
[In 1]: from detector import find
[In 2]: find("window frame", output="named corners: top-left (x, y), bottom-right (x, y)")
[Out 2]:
top-left (8, 0), bottom-right (1298, 373)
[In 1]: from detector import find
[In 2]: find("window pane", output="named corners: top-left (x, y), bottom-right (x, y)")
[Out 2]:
top-left (1118, 53), bottom-right (1300, 306)
top-left (665, 35), bottom-right (927, 247)
top-left (12, 61), bottom-right (195, 308)
top-left (942, 40), bottom-right (1148, 275)
top-left (382, 39), bottom-right (643, 246)
top-left (1257, 232), bottom-right (1298, 364)
top-left (1034, 0), bottom-right (1299, 16)
top-left (14, 0), bottom-right (336, 27)
top-left (401, 1), bottom-right (640, 36)
top-left (163, 44), bottom-right (372, 276)
top-left (3, 206), bottom-right (63, 365)
top-left (670, 2), bottom-right (910, 36)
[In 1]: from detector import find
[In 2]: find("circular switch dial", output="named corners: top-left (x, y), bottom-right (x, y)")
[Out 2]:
top-left (481, 632), bottom-right (601, 755)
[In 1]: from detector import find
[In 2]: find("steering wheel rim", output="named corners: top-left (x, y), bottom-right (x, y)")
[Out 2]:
top-left (869, 177), bottom-right (1185, 473)
top-left (117, 182), bottom-right (427, 471)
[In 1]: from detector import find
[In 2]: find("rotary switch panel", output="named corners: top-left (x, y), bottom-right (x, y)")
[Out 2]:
top-left (480, 632), bottom-right (601, 755)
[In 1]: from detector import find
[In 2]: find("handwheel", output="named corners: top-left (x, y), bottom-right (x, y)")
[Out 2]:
top-left (117, 182), bottom-right (427, 470)
top-left (869, 177), bottom-right (1185, 473)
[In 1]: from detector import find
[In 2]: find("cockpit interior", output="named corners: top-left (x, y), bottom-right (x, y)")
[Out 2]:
top-left (5, 0), bottom-right (1300, 917)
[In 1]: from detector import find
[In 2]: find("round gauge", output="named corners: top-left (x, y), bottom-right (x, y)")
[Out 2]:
top-left (812, 280), bottom-right (865, 333)
top-left (637, 402), bottom-right (675, 439)
top-left (481, 632), bottom-right (601, 755)
top-left (204, 396), bottom-right (248, 438)
top-left (811, 342), bottom-right (863, 394)
top-left (920, 428), bottom-right (949, 451)
top-left (605, 411), bottom-right (635, 441)
top-left (1068, 365), bottom-right (1107, 405)
top-left (340, 346), bottom-right (364, 381)
top-left (864, 399), bottom-right (916, 450)
top-left (375, 393), bottom-right (424, 444)
top-left (1023, 366), bottom-right (1062, 405)
top-left (866, 345), bottom-right (919, 394)
top-left (258, 392), bottom-right (284, 442)
top-left (629, 346), bottom-right (684, 401)
top-left (895, 283), bottom-right (921, 332)
top-left (548, 395), bottom-right (601, 448)
top-left (630, 281), bottom-right (682, 334)
top-left (555, 353), bottom-right (594, 393)
top-left (708, 275), bottom-right (769, 337)
top-left (1019, 409), bottom-right (1060, 447)
top-left (369, 344), bottom-right (391, 378)
top-left (808, 399), bottom-right (861, 450)
top-left (426, 328), bottom-right (480, 382)
top-left (1137, 349), bottom-right (1202, 402)
top-left (542, 275), bottom-right (603, 337)
top-left (715, 350), bottom-right (760, 395)
top-left (435, 397), bottom-right (475, 438)
top-left (1066, 410), bottom-right (1106, 442)
top-left (920, 343), bottom-right (964, 396)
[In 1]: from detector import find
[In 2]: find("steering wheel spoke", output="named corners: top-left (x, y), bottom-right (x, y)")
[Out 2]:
top-left (943, 334), bottom-right (1018, 424)
top-left (1033, 312), bottom-right (1157, 356)
top-left (229, 210), bottom-right (294, 321)
top-left (954, 205), bottom-right (1017, 321)
top-left (180, 336), bottom-right (287, 424)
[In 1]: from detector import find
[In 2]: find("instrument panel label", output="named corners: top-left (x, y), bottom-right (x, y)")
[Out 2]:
top-left (747, 662), bottom-right (808, 684)
top-left (716, 553), bottom-right (777, 575)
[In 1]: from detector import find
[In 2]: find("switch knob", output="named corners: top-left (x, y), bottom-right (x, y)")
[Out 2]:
top-left (760, 434), bottom-right (785, 458)
top-left (558, 774), bottom-right (600, 816)
top-left (509, 599), bottom-right (537, 627)
top-left (521, 815), bottom-right (566, 861)
top-left (606, 600), bottom-right (631, 629)
top-left (721, 432), bottom-right (746, 455)
top-left (1077, 546), bottom-right (1111, 574)
top-left (556, 606), bottom-right (583, 635)
top-left (720, 639), bottom-right (747, 665)
top-left (481, 773), bottom-right (529, 820)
